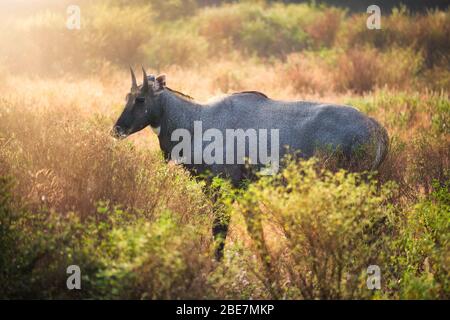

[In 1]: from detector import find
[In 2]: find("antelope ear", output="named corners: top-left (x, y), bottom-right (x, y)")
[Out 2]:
top-left (153, 74), bottom-right (166, 94)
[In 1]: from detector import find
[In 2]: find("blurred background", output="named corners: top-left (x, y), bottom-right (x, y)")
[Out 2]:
top-left (0, 0), bottom-right (448, 94)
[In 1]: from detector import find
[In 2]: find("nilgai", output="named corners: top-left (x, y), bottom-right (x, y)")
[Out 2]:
top-left (112, 68), bottom-right (389, 259)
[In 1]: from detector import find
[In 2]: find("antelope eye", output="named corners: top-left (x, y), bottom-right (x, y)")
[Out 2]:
top-left (135, 97), bottom-right (145, 103)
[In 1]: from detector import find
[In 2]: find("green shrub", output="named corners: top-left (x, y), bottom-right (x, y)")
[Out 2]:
top-left (84, 3), bottom-right (154, 66)
top-left (235, 158), bottom-right (396, 299)
top-left (196, 3), bottom-right (315, 57)
top-left (304, 7), bottom-right (344, 48)
top-left (376, 47), bottom-right (423, 90)
top-left (140, 24), bottom-right (209, 68)
top-left (388, 181), bottom-right (449, 299)
top-left (237, 4), bottom-right (311, 57)
top-left (0, 181), bottom-right (214, 299)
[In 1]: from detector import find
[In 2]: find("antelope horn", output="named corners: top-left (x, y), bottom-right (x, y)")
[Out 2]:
top-left (142, 66), bottom-right (149, 91)
top-left (130, 66), bottom-right (137, 90)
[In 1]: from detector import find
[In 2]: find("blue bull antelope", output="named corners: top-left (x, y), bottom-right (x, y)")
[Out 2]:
top-left (112, 67), bottom-right (389, 259)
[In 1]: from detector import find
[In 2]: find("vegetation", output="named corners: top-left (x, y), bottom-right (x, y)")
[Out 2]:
top-left (0, 0), bottom-right (448, 299)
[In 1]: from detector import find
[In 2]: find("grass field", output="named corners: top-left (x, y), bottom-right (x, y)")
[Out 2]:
top-left (0, 1), bottom-right (449, 299)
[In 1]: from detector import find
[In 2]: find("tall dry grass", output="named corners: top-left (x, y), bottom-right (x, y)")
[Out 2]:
top-left (0, 75), bottom-right (213, 219)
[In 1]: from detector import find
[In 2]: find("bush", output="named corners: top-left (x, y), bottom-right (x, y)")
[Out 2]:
top-left (235, 158), bottom-right (395, 299)
top-left (83, 4), bottom-right (154, 67)
top-left (197, 3), bottom-right (314, 57)
top-left (237, 5), bottom-right (310, 57)
top-left (140, 25), bottom-right (209, 68)
top-left (376, 47), bottom-right (423, 90)
top-left (281, 51), bottom-right (336, 94)
top-left (226, 159), bottom-right (449, 300)
top-left (389, 181), bottom-right (450, 299)
top-left (336, 46), bottom-right (381, 93)
top-left (0, 191), bottom-right (213, 299)
top-left (304, 7), bottom-right (344, 48)
top-left (316, 46), bottom-right (422, 93)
